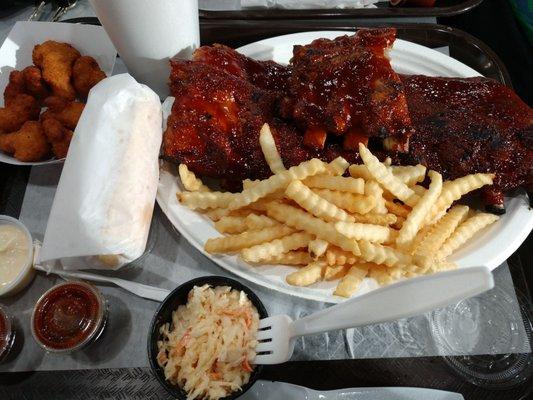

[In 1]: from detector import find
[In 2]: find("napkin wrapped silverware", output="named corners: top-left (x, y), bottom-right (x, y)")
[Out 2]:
top-left (39, 73), bottom-right (162, 270)
top-left (241, 0), bottom-right (382, 9)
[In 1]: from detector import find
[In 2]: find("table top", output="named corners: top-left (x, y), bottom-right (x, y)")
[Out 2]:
top-left (0, 3), bottom-right (532, 400)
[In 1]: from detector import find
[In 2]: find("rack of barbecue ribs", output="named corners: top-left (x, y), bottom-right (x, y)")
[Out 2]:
top-left (288, 28), bottom-right (413, 153)
top-left (401, 75), bottom-right (532, 212)
top-left (163, 59), bottom-right (319, 187)
top-left (161, 28), bottom-right (532, 212)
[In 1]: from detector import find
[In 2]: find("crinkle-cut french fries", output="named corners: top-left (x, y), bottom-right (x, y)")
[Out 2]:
top-left (246, 198), bottom-right (277, 213)
top-left (286, 261), bottom-right (325, 286)
top-left (349, 164), bottom-right (374, 181)
top-left (203, 207), bottom-right (231, 221)
top-left (267, 202), bottom-right (361, 256)
top-left (409, 224), bottom-right (432, 254)
top-left (385, 200), bottom-right (410, 218)
top-left (241, 232), bottom-right (313, 263)
top-left (414, 205), bottom-right (469, 267)
top-left (350, 212), bottom-right (397, 226)
top-left (326, 157), bottom-right (350, 176)
top-left (312, 188), bottom-right (376, 215)
top-left (178, 191), bottom-right (237, 210)
top-left (308, 238), bottom-right (329, 259)
top-left (432, 261), bottom-right (458, 273)
top-left (383, 229), bottom-right (399, 245)
top-left (303, 175), bottom-right (364, 194)
top-left (245, 213), bottom-right (279, 230)
top-left (410, 184), bottom-right (427, 197)
top-left (242, 178), bottom-right (260, 189)
top-left (364, 180), bottom-right (388, 214)
top-left (369, 265), bottom-right (394, 286)
top-left (286, 181), bottom-right (355, 223)
top-left (359, 143), bottom-right (420, 207)
top-left (205, 206), bottom-right (258, 221)
top-left (334, 264), bottom-right (369, 297)
top-left (426, 173), bottom-right (495, 224)
top-left (214, 216), bottom-right (248, 234)
top-left (325, 247), bottom-right (359, 266)
top-left (391, 164), bottom-right (427, 186)
top-left (436, 212), bottom-right (499, 261)
top-left (228, 158), bottom-right (326, 211)
top-left (392, 215), bottom-right (406, 229)
top-left (401, 264), bottom-right (422, 277)
top-left (205, 225), bottom-right (294, 254)
top-left (178, 164), bottom-right (210, 192)
top-left (262, 251), bottom-right (313, 265)
top-left (177, 136), bottom-right (500, 298)
top-left (259, 123), bottom-right (286, 174)
top-left (324, 265), bottom-right (349, 281)
top-left (359, 240), bottom-right (412, 267)
top-left (396, 171), bottom-right (442, 249)
top-left (334, 221), bottom-right (391, 243)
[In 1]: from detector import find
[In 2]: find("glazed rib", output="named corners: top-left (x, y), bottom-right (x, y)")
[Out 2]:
top-left (193, 43), bottom-right (291, 95)
top-left (162, 59), bottom-right (317, 186)
top-left (288, 28), bottom-right (413, 152)
top-left (401, 74), bottom-right (533, 210)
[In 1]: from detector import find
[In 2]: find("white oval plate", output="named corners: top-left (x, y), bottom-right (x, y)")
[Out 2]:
top-left (157, 31), bottom-right (533, 303)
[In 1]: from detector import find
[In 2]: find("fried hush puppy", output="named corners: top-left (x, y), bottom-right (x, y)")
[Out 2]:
top-left (4, 70), bottom-right (25, 106)
top-left (32, 40), bottom-right (80, 100)
top-left (0, 121), bottom-right (50, 161)
top-left (4, 67), bottom-right (50, 106)
top-left (42, 96), bottom-right (85, 130)
top-left (72, 56), bottom-right (106, 98)
top-left (41, 117), bottom-right (73, 159)
top-left (22, 66), bottom-right (50, 100)
top-left (0, 94), bottom-right (40, 133)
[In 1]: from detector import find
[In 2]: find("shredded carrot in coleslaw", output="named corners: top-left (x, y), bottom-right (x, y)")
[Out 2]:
top-left (157, 285), bottom-right (260, 400)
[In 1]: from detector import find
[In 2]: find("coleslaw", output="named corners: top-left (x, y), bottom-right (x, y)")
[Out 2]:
top-left (157, 284), bottom-right (260, 399)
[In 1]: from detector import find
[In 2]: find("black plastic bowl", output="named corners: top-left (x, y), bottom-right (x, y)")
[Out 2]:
top-left (148, 276), bottom-right (268, 400)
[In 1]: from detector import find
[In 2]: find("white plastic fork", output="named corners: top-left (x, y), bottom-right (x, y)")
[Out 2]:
top-left (254, 266), bottom-right (494, 364)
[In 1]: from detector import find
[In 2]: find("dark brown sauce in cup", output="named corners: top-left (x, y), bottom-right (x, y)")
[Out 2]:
top-left (31, 281), bottom-right (106, 352)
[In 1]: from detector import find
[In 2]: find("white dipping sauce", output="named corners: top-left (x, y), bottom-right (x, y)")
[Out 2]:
top-left (0, 224), bottom-right (30, 287)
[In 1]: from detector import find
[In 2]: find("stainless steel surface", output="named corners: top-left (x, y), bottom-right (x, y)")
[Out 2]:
top-left (51, 0), bottom-right (77, 22)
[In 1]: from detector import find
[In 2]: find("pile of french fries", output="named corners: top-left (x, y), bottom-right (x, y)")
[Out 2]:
top-left (177, 124), bottom-right (499, 298)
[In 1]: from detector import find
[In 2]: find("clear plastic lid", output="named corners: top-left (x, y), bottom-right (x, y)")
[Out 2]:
top-left (31, 281), bottom-right (107, 353)
top-left (0, 306), bottom-right (15, 362)
top-left (0, 215), bottom-right (34, 297)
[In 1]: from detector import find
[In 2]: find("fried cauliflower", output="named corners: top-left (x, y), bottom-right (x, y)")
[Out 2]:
top-left (32, 40), bottom-right (80, 100)
top-left (0, 121), bottom-right (50, 161)
top-left (0, 94), bottom-right (40, 133)
top-left (72, 56), bottom-right (106, 98)
top-left (41, 117), bottom-right (73, 159)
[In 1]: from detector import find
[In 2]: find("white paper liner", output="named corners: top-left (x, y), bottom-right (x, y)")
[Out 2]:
top-left (0, 21), bottom-right (117, 166)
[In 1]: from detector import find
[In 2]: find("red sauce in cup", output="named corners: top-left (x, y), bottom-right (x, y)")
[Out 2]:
top-left (32, 282), bottom-right (106, 352)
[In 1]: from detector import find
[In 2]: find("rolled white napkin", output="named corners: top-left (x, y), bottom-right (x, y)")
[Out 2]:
top-left (241, 0), bottom-right (382, 9)
top-left (39, 74), bottom-right (163, 270)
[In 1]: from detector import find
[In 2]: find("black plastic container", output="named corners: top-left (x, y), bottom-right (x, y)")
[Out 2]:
top-left (147, 276), bottom-right (268, 400)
